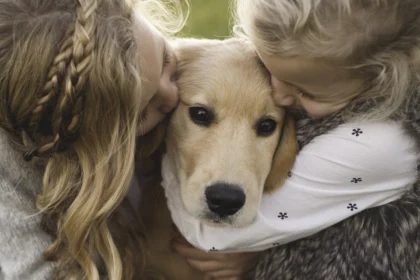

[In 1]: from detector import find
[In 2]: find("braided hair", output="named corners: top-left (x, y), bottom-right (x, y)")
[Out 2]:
top-left (0, 0), bottom-right (176, 279)
top-left (24, 0), bottom-right (97, 161)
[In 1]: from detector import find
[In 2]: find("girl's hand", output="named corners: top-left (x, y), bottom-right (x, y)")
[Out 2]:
top-left (172, 237), bottom-right (259, 280)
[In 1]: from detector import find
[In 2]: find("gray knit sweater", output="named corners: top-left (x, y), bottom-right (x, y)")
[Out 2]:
top-left (0, 128), bottom-right (54, 280)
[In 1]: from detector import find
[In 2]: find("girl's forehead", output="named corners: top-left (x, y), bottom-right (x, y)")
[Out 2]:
top-left (133, 10), bottom-right (164, 48)
top-left (261, 54), bottom-right (361, 89)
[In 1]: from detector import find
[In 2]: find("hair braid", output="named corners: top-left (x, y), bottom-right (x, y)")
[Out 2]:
top-left (55, 0), bottom-right (97, 146)
top-left (29, 27), bottom-right (74, 134)
top-left (24, 0), bottom-right (97, 160)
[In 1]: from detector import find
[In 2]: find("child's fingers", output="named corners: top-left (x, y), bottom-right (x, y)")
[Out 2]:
top-left (205, 270), bottom-right (241, 279)
top-left (185, 259), bottom-right (224, 273)
top-left (186, 259), bottom-right (240, 278)
top-left (172, 241), bottom-right (204, 259)
top-left (185, 259), bottom-right (242, 278)
top-left (172, 241), bottom-right (222, 261)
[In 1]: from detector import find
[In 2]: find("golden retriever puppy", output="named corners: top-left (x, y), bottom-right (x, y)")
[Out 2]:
top-left (139, 38), bottom-right (297, 280)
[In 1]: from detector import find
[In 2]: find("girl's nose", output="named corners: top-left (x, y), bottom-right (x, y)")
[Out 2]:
top-left (158, 80), bottom-right (179, 113)
top-left (271, 76), bottom-right (296, 107)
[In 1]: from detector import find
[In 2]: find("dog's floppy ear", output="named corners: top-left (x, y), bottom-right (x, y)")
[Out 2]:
top-left (171, 38), bottom-right (222, 69)
top-left (264, 114), bottom-right (298, 193)
top-left (171, 38), bottom-right (205, 63)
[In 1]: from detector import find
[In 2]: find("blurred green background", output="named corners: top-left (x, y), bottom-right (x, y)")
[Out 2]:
top-left (181, 0), bottom-right (233, 39)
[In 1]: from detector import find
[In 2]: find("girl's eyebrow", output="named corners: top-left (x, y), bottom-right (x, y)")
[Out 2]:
top-left (285, 81), bottom-right (317, 99)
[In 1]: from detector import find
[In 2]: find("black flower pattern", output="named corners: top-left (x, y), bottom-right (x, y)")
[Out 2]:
top-left (352, 128), bottom-right (363, 137)
top-left (347, 203), bottom-right (358, 211)
top-left (351, 178), bottom-right (362, 183)
top-left (277, 212), bottom-right (288, 219)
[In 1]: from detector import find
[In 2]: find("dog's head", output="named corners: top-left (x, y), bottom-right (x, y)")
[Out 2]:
top-left (166, 38), bottom-right (297, 227)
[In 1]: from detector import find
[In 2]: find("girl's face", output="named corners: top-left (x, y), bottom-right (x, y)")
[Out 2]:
top-left (132, 12), bottom-right (179, 135)
top-left (258, 53), bottom-right (365, 119)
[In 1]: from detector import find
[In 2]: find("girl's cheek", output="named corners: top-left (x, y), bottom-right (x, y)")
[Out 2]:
top-left (301, 100), bottom-right (342, 119)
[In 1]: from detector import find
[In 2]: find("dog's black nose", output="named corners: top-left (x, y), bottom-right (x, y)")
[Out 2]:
top-left (205, 183), bottom-right (246, 217)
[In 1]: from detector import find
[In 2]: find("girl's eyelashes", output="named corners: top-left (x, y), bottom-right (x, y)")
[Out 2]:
top-left (163, 48), bottom-right (170, 68)
top-left (296, 88), bottom-right (314, 100)
top-left (140, 109), bottom-right (148, 123)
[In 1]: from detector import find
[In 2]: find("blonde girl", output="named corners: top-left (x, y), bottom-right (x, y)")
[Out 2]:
top-left (0, 0), bottom-right (181, 279)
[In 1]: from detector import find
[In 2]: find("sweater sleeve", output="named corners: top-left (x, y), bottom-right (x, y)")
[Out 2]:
top-left (162, 121), bottom-right (419, 253)
top-left (0, 129), bottom-right (55, 280)
top-left (0, 176), bottom-right (55, 280)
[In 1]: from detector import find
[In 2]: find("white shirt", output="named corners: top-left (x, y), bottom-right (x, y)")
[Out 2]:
top-left (162, 121), bottom-right (419, 253)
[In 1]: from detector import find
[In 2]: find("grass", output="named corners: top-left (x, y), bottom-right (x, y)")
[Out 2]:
top-left (180, 0), bottom-right (233, 39)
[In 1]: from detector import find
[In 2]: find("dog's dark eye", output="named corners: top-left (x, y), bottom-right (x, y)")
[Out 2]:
top-left (257, 119), bottom-right (277, 136)
top-left (189, 107), bottom-right (214, 126)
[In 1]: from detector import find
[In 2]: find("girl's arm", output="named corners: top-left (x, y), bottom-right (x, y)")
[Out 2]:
top-left (163, 121), bottom-right (419, 252)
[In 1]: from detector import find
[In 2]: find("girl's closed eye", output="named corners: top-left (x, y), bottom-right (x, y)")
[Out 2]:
top-left (296, 87), bottom-right (314, 100)
top-left (139, 109), bottom-right (148, 123)
top-left (163, 48), bottom-right (171, 69)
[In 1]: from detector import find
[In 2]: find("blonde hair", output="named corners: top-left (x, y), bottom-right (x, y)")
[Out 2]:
top-left (0, 0), bottom-right (183, 279)
top-left (234, 0), bottom-right (420, 120)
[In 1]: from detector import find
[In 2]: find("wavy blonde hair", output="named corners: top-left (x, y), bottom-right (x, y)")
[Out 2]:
top-left (0, 0), bottom-right (183, 279)
top-left (234, 0), bottom-right (420, 120)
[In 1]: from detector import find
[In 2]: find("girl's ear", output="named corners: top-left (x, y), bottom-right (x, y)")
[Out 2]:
top-left (264, 114), bottom-right (298, 193)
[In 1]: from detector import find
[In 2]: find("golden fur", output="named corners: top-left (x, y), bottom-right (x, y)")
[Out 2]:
top-left (139, 38), bottom-right (297, 279)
